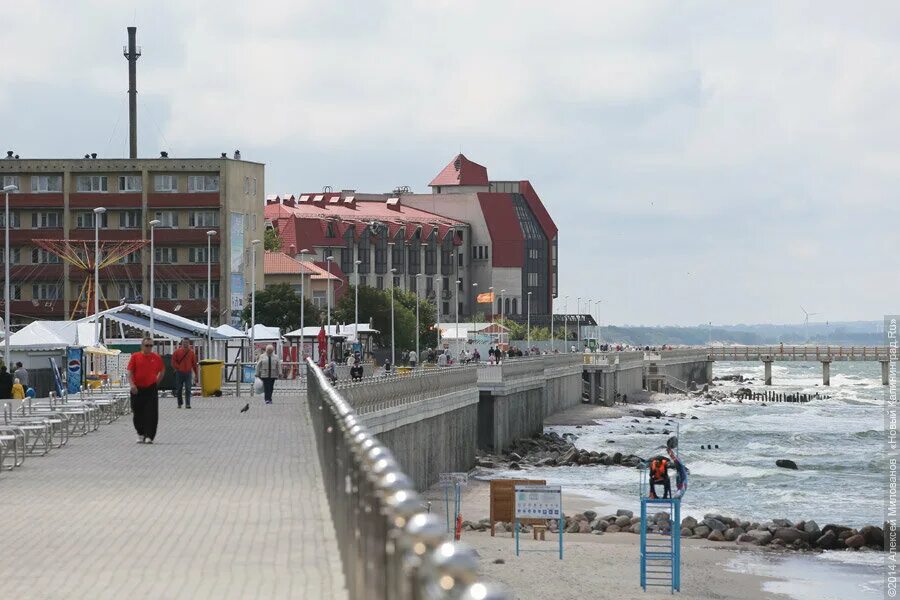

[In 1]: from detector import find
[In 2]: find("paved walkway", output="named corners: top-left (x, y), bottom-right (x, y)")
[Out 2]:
top-left (0, 393), bottom-right (347, 599)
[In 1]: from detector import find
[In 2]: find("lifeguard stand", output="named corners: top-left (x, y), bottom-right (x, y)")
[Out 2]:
top-left (638, 447), bottom-right (684, 593)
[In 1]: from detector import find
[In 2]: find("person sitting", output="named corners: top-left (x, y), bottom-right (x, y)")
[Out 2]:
top-left (648, 455), bottom-right (672, 499)
top-left (382, 358), bottom-right (392, 375)
top-left (324, 361), bottom-right (338, 384)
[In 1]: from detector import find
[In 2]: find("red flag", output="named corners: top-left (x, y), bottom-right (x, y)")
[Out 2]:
top-left (317, 327), bottom-right (327, 367)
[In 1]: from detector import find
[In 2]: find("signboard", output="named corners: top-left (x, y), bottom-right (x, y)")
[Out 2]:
top-left (514, 485), bottom-right (562, 520)
top-left (230, 212), bottom-right (246, 328)
top-left (49, 357), bottom-right (63, 397)
top-left (439, 472), bottom-right (469, 486)
top-left (230, 273), bottom-right (245, 327)
top-left (66, 346), bottom-right (83, 394)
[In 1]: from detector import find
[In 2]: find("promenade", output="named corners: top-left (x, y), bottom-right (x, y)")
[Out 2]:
top-left (0, 394), bottom-right (346, 600)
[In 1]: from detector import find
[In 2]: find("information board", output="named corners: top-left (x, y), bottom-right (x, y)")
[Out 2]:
top-left (439, 472), bottom-right (469, 486)
top-left (514, 485), bottom-right (562, 520)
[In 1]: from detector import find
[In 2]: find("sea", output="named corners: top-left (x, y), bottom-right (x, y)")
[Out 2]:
top-left (492, 360), bottom-right (885, 529)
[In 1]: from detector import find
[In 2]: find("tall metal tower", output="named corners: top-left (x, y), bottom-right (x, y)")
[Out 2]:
top-left (123, 26), bottom-right (141, 159)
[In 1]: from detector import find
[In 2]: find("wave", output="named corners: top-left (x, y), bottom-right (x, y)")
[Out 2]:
top-left (687, 460), bottom-right (787, 479)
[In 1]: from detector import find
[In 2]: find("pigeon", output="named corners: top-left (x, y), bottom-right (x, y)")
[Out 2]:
top-left (240, 403), bottom-right (249, 413)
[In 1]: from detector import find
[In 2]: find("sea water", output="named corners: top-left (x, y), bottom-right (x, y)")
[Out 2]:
top-left (492, 360), bottom-right (885, 528)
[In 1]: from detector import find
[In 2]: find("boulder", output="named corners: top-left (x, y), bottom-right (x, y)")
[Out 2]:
top-left (681, 527), bottom-right (693, 537)
top-left (861, 525), bottom-right (884, 549)
top-left (509, 462), bottom-right (521, 470)
top-left (707, 530), bottom-right (725, 542)
top-left (566, 522), bottom-right (581, 534)
top-left (643, 408), bottom-right (663, 417)
top-left (682, 516), bottom-right (698, 529)
top-left (744, 530), bottom-right (773, 545)
top-left (693, 525), bottom-right (711, 538)
top-left (776, 459), bottom-right (799, 470)
top-left (601, 514), bottom-right (618, 523)
top-left (615, 515), bottom-right (632, 528)
top-left (606, 524), bottom-right (621, 533)
top-left (592, 520), bottom-right (607, 531)
top-left (476, 459), bottom-right (495, 468)
top-left (616, 509), bottom-right (634, 518)
top-left (703, 518), bottom-right (727, 532)
top-left (773, 528), bottom-right (809, 544)
top-left (815, 530), bottom-right (837, 549)
top-left (630, 523), bottom-right (642, 534)
top-left (772, 518), bottom-right (793, 528)
top-left (803, 520), bottom-right (820, 534)
top-left (724, 527), bottom-right (745, 542)
top-left (583, 510), bottom-right (597, 522)
top-left (844, 534), bottom-right (866, 549)
top-left (579, 521), bottom-right (592, 534)
top-left (509, 452), bottom-right (524, 462)
top-left (631, 516), bottom-right (641, 525)
top-left (559, 448), bottom-right (577, 464)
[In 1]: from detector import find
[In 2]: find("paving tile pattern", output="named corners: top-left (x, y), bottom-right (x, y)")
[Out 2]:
top-left (0, 393), bottom-right (347, 599)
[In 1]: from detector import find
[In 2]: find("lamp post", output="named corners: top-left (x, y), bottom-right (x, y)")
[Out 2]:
top-left (3, 184), bottom-right (18, 367)
top-left (354, 259), bottom-right (361, 350)
top-left (298, 248), bottom-right (310, 363)
top-left (93, 207), bottom-right (106, 346)
top-left (455, 279), bottom-right (461, 356)
top-left (586, 296), bottom-right (591, 349)
top-left (326, 255), bottom-right (334, 362)
top-left (527, 291), bottom-right (532, 351)
top-left (471, 282), bottom-right (478, 348)
top-left (563, 295), bottom-right (569, 352)
top-left (205, 230), bottom-right (216, 358)
top-left (595, 300), bottom-right (602, 344)
top-left (250, 239), bottom-right (261, 365)
top-left (550, 294), bottom-right (555, 353)
top-left (500, 289), bottom-right (506, 348)
top-left (435, 276), bottom-right (441, 353)
top-left (415, 273), bottom-right (423, 367)
top-left (148, 219), bottom-right (161, 339)
top-left (390, 268), bottom-right (397, 366)
top-left (488, 286), bottom-right (494, 346)
top-left (576, 296), bottom-right (581, 350)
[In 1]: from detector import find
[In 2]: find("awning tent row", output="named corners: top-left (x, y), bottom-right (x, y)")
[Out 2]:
top-left (77, 303), bottom-right (231, 343)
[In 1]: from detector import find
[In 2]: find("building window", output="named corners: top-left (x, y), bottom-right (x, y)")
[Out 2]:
top-left (0, 211), bottom-right (21, 228)
top-left (188, 246), bottom-right (219, 263)
top-left (529, 248), bottom-right (539, 259)
top-left (426, 276), bottom-right (433, 294)
top-left (189, 282), bottom-right (219, 299)
top-left (154, 175), bottom-right (177, 192)
top-left (156, 247), bottom-right (178, 264)
top-left (485, 246), bottom-right (489, 259)
top-left (32, 211), bottom-right (62, 228)
top-left (359, 275), bottom-right (367, 287)
top-left (458, 252), bottom-right (463, 267)
top-left (121, 210), bottom-right (141, 229)
top-left (188, 175), bottom-right (219, 192)
top-left (251, 214), bottom-right (257, 232)
top-left (472, 246), bottom-right (477, 260)
top-left (76, 175), bottom-right (108, 192)
top-left (154, 282), bottom-right (178, 300)
top-left (312, 291), bottom-right (326, 308)
top-left (391, 243), bottom-right (404, 273)
top-left (75, 211), bottom-right (109, 229)
top-left (528, 272), bottom-right (538, 287)
top-left (252, 178), bottom-right (257, 195)
top-left (153, 211), bottom-right (179, 228)
top-left (32, 175), bottom-right (62, 193)
top-left (32, 248), bottom-right (61, 264)
top-left (407, 245), bottom-right (420, 274)
top-left (376, 276), bottom-right (383, 290)
top-left (32, 283), bottom-right (61, 300)
top-left (0, 248), bottom-right (21, 264)
top-left (424, 243), bottom-right (436, 275)
top-left (189, 211), bottom-right (218, 228)
top-left (118, 283), bottom-right (143, 300)
top-left (512, 298), bottom-right (518, 314)
top-left (443, 301), bottom-right (449, 315)
top-left (1, 175), bottom-right (19, 191)
top-left (118, 251), bottom-right (141, 264)
top-left (505, 298), bottom-right (510, 314)
top-left (8, 284), bottom-right (21, 300)
top-left (392, 276), bottom-right (401, 288)
top-left (243, 177), bottom-right (250, 194)
top-left (118, 175), bottom-right (142, 192)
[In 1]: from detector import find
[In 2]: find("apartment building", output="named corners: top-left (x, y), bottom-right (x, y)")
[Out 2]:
top-left (0, 152), bottom-right (264, 327)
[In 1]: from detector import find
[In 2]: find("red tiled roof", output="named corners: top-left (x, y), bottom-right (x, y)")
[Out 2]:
top-left (264, 251), bottom-right (317, 275)
top-left (476, 193), bottom-right (524, 268)
top-left (429, 154), bottom-right (489, 187)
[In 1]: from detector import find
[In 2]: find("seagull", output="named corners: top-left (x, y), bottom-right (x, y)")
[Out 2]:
top-left (240, 403), bottom-right (249, 413)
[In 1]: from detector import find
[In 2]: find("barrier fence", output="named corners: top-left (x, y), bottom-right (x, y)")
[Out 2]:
top-left (305, 358), bottom-right (510, 600)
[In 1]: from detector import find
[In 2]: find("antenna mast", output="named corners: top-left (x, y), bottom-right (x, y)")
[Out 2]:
top-left (123, 27), bottom-right (141, 159)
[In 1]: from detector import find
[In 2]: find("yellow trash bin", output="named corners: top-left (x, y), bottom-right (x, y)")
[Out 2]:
top-left (199, 359), bottom-right (225, 397)
top-left (396, 366), bottom-right (412, 376)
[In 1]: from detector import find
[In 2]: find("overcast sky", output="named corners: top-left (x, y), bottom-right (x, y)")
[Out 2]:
top-left (2, 1), bottom-right (897, 326)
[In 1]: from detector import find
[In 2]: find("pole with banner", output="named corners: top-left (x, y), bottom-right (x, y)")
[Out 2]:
top-left (49, 357), bottom-right (63, 397)
top-left (66, 347), bottom-right (84, 394)
top-left (514, 484), bottom-right (563, 560)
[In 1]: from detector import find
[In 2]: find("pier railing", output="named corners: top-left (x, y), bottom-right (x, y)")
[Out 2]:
top-left (306, 359), bottom-right (509, 600)
top-left (335, 366), bottom-right (477, 414)
top-left (708, 345), bottom-right (891, 361)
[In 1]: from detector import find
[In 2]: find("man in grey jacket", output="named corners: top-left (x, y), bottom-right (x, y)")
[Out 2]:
top-left (14, 362), bottom-right (28, 390)
top-left (255, 345), bottom-right (282, 404)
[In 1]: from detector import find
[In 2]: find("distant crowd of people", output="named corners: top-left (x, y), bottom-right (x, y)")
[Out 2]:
top-left (0, 362), bottom-right (32, 400)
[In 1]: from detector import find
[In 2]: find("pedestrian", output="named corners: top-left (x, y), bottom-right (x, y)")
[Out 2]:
top-left (171, 337), bottom-right (199, 409)
top-left (255, 345), bottom-right (282, 404)
top-left (0, 365), bottom-right (12, 399)
top-left (127, 336), bottom-right (165, 444)
top-left (11, 377), bottom-right (24, 400)
top-left (409, 349), bottom-right (418, 368)
top-left (14, 361), bottom-right (28, 389)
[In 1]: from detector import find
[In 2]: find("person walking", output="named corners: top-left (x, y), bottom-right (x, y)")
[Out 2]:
top-left (0, 365), bottom-right (12, 399)
top-left (408, 349), bottom-right (418, 369)
top-left (171, 337), bottom-right (199, 409)
top-left (255, 345), bottom-right (282, 404)
top-left (14, 362), bottom-right (28, 390)
top-left (128, 336), bottom-right (165, 444)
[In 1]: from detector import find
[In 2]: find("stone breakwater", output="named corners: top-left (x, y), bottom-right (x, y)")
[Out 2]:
top-left (462, 510), bottom-right (885, 553)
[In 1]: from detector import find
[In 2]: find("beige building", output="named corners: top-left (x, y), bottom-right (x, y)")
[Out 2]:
top-left (0, 152), bottom-right (265, 327)
top-left (263, 251), bottom-right (339, 309)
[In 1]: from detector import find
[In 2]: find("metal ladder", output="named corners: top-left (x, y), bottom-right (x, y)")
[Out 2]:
top-left (640, 497), bottom-right (681, 593)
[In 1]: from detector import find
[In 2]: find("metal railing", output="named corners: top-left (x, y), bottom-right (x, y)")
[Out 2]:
top-left (707, 345), bottom-right (891, 361)
top-left (305, 358), bottom-right (510, 600)
top-left (335, 366), bottom-right (477, 415)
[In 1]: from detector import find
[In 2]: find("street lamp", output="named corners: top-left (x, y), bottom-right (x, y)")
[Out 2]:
top-left (148, 219), bottom-right (161, 339)
top-left (298, 248), bottom-right (310, 363)
top-left (250, 239), bottom-right (261, 365)
top-left (206, 230), bottom-right (216, 357)
top-left (3, 183), bottom-right (18, 367)
top-left (435, 276), bottom-right (441, 354)
top-left (455, 279), bottom-right (461, 356)
top-left (326, 255), bottom-right (334, 362)
top-left (576, 296), bottom-right (581, 350)
top-left (500, 289), bottom-right (506, 347)
top-left (471, 282), bottom-right (478, 348)
top-left (527, 291), bottom-right (532, 352)
top-left (550, 294), bottom-right (555, 353)
top-left (488, 286), bottom-right (494, 346)
top-left (415, 273), bottom-right (423, 366)
top-left (595, 300), bottom-right (602, 344)
top-left (354, 259), bottom-right (362, 350)
top-left (564, 295), bottom-right (569, 352)
top-left (93, 207), bottom-right (106, 346)
top-left (389, 268), bottom-right (397, 366)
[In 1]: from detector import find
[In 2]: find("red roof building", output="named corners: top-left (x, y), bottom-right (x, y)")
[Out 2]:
top-left (265, 154), bottom-right (558, 320)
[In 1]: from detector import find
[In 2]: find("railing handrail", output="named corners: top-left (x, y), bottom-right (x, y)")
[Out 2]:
top-left (305, 358), bottom-right (509, 600)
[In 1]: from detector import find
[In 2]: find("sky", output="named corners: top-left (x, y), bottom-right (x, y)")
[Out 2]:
top-left (1, 1), bottom-right (897, 326)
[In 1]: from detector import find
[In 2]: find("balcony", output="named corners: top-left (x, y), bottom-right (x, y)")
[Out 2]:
top-left (9, 193), bottom-right (64, 208)
top-left (69, 228), bottom-right (146, 241)
top-left (3, 264), bottom-right (65, 280)
top-left (155, 264), bottom-right (221, 279)
top-left (154, 228), bottom-right (221, 244)
top-left (69, 192), bottom-right (142, 209)
top-left (0, 228), bottom-right (65, 244)
top-left (6, 300), bottom-right (65, 318)
top-left (148, 192), bottom-right (220, 208)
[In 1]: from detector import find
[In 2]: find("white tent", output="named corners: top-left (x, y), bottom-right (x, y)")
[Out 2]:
top-left (215, 324), bottom-right (246, 338)
top-left (247, 324), bottom-right (281, 341)
top-left (7, 321), bottom-right (100, 351)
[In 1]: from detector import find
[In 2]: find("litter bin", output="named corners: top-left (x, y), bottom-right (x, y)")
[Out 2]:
top-left (200, 359), bottom-right (225, 397)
